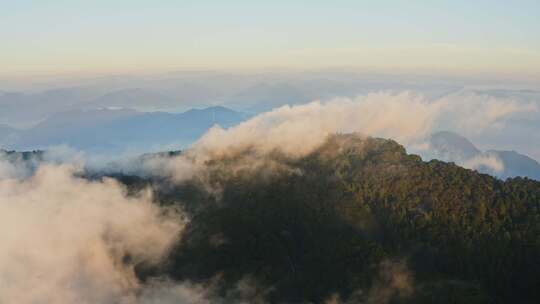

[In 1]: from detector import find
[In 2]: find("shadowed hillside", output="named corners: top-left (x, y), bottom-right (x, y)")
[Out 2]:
top-left (105, 134), bottom-right (540, 303)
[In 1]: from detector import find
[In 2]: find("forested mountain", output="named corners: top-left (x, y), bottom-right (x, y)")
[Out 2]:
top-left (102, 134), bottom-right (540, 303)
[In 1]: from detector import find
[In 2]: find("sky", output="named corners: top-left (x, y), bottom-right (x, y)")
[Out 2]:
top-left (1, 0), bottom-right (540, 77)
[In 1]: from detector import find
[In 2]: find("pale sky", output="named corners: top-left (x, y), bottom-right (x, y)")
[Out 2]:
top-left (1, 0), bottom-right (539, 77)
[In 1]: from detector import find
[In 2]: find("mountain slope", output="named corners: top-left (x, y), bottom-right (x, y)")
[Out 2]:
top-left (485, 150), bottom-right (540, 180)
top-left (429, 131), bottom-right (480, 159)
top-left (427, 131), bottom-right (540, 181)
top-left (110, 134), bottom-right (540, 303)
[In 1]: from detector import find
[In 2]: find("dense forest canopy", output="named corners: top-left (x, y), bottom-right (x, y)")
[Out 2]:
top-left (101, 134), bottom-right (540, 303)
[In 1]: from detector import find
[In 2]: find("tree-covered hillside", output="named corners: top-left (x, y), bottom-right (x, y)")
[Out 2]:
top-left (111, 135), bottom-right (540, 303)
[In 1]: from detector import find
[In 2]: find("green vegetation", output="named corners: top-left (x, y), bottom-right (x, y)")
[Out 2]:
top-left (123, 134), bottom-right (540, 303)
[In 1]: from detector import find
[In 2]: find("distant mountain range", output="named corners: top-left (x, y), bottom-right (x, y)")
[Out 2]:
top-left (83, 88), bottom-right (186, 112)
top-left (0, 87), bottom-right (206, 127)
top-left (0, 87), bottom-right (109, 128)
top-left (225, 82), bottom-right (312, 113)
top-left (2, 71), bottom-right (485, 127)
top-left (484, 150), bottom-right (540, 180)
top-left (0, 106), bottom-right (248, 153)
top-left (426, 131), bottom-right (540, 180)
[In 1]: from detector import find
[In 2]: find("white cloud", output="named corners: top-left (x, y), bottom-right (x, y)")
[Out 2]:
top-left (154, 91), bottom-right (534, 182)
top-left (462, 154), bottom-right (505, 173)
top-left (0, 164), bottom-right (184, 304)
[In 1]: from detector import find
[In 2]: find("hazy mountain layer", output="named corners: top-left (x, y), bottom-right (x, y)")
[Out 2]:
top-left (485, 150), bottom-right (540, 180)
top-left (0, 106), bottom-right (247, 153)
top-left (427, 131), bottom-right (540, 180)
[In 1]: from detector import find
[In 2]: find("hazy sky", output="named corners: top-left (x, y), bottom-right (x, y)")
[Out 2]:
top-left (1, 0), bottom-right (539, 77)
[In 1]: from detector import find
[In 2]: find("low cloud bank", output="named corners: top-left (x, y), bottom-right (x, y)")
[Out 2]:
top-left (150, 91), bottom-right (535, 183)
top-left (195, 91), bottom-right (535, 158)
top-left (462, 154), bottom-right (505, 173)
top-left (0, 164), bottom-right (184, 304)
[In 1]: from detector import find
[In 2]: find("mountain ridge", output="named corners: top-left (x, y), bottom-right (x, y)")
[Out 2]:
top-left (427, 131), bottom-right (540, 180)
top-left (0, 106), bottom-right (247, 153)
top-left (109, 133), bottom-right (540, 303)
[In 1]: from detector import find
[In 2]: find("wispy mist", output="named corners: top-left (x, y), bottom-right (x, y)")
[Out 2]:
top-left (145, 91), bottom-right (535, 183)
top-left (0, 165), bottom-right (184, 303)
